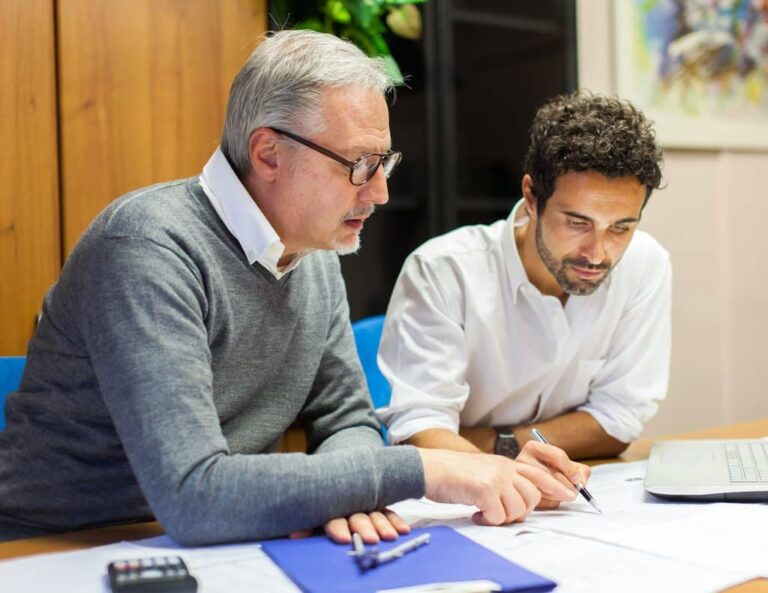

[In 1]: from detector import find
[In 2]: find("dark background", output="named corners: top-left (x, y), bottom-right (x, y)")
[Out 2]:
top-left (269, 1), bottom-right (578, 320)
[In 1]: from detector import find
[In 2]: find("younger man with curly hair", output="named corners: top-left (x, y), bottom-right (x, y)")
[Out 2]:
top-left (378, 92), bottom-right (669, 462)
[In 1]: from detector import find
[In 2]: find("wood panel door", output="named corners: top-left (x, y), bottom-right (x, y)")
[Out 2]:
top-left (57, 0), bottom-right (267, 254)
top-left (0, 0), bottom-right (61, 355)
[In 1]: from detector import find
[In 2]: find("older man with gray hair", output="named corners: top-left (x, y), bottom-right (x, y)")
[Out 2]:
top-left (0, 30), bottom-right (587, 546)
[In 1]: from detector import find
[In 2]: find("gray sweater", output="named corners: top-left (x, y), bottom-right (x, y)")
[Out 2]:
top-left (0, 179), bottom-right (424, 545)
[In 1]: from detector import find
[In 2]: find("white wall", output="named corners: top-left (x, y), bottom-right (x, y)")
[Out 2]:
top-left (577, 0), bottom-right (768, 436)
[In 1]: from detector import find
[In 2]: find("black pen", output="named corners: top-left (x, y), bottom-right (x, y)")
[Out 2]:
top-left (530, 427), bottom-right (602, 514)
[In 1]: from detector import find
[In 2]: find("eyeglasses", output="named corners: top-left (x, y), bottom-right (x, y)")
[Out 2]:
top-left (270, 127), bottom-right (402, 186)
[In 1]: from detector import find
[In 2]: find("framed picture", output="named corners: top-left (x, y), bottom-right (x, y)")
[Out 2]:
top-left (614, 0), bottom-right (768, 150)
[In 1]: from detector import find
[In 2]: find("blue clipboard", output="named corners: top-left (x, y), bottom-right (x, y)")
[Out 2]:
top-left (261, 525), bottom-right (556, 593)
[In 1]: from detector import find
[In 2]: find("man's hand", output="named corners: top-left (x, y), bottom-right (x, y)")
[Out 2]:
top-left (418, 447), bottom-right (579, 526)
top-left (515, 440), bottom-right (591, 509)
top-left (289, 509), bottom-right (411, 544)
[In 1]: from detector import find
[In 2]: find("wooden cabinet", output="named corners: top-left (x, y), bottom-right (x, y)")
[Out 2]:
top-left (58, 0), bottom-right (266, 254)
top-left (0, 0), bottom-right (61, 355)
top-left (0, 0), bottom-right (267, 355)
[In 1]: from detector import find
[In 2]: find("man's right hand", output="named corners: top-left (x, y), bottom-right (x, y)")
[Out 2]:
top-left (417, 448), bottom-right (579, 525)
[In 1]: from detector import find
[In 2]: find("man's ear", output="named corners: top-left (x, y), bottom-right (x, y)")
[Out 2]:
top-left (521, 174), bottom-right (537, 221)
top-left (247, 128), bottom-right (281, 182)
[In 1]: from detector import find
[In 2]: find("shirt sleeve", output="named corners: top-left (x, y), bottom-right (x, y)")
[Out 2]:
top-left (578, 253), bottom-right (672, 443)
top-left (84, 237), bottom-right (424, 546)
top-left (377, 254), bottom-right (471, 444)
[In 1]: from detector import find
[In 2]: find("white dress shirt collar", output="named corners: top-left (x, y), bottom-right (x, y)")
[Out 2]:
top-left (501, 200), bottom-right (529, 305)
top-left (199, 147), bottom-right (310, 279)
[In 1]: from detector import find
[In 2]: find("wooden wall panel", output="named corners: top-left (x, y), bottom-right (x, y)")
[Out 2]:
top-left (0, 0), bottom-right (61, 355)
top-left (57, 0), bottom-right (267, 254)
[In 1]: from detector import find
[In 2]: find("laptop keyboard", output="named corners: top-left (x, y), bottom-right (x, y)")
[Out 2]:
top-left (726, 442), bottom-right (768, 482)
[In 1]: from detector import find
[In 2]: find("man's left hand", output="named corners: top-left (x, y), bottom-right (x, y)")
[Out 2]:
top-left (289, 509), bottom-right (411, 544)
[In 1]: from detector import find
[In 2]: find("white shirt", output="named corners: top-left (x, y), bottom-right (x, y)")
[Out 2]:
top-left (199, 147), bottom-right (311, 278)
top-left (378, 201), bottom-right (671, 444)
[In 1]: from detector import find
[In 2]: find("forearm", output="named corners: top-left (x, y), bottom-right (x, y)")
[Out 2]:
top-left (405, 428), bottom-right (485, 453)
top-left (405, 412), bottom-right (627, 460)
top-left (153, 445), bottom-right (424, 546)
top-left (511, 411), bottom-right (629, 460)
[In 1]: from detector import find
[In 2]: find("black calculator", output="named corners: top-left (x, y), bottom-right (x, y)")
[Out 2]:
top-left (107, 556), bottom-right (198, 593)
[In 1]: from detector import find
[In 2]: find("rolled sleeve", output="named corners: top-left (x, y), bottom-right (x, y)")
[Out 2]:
top-left (578, 257), bottom-right (672, 442)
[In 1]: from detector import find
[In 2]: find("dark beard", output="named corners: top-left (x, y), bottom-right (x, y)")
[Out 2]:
top-left (535, 219), bottom-right (611, 296)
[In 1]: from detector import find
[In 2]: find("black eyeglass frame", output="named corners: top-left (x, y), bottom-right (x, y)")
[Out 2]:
top-left (270, 127), bottom-right (402, 186)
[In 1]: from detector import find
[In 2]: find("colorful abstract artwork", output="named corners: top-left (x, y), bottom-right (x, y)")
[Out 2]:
top-left (615, 0), bottom-right (768, 149)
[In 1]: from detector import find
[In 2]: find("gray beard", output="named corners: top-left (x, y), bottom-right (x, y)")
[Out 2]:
top-left (331, 233), bottom-right (361, 256)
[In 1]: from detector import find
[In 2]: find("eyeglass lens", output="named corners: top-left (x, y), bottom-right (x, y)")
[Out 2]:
top-left (351, 153), bottom-right (402, 185)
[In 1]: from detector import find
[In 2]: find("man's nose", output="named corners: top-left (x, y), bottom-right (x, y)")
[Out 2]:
top-left (359, 165), bottom-right (390, 206)
top-left (581, 231), bottom-right (607, 264)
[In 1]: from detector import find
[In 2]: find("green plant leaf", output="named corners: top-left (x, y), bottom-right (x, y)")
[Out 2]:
top-left (342, 0), bottom-right (380, 30)
top-left (386, 5), bottom-right (422, 40)
top-left (295, 17), bottom-right (328, 33)
top-left (326, 0), bottom-right (352, 24)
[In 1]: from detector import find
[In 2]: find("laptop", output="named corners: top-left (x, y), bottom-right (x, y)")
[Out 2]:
top-left (644, 439), bottom-right (768, 501)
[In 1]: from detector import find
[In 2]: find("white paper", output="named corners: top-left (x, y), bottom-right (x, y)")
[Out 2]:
top-left (457, 526), bottom-right (750, 593)
top-left (1, 460), bottom-right (764, 593)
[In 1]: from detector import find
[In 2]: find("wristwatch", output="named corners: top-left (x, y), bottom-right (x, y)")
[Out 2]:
top-left (493, 426), bottom-right (521, 459)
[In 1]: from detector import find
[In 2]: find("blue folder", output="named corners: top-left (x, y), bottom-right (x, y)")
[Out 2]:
top-left (261, 525), bottom-right (556, 593)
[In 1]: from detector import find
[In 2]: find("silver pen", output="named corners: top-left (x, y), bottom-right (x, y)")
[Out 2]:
top-left (530, 427), bottom-right (603, 514)
top-left (350, 532), bottom-right (431, 570)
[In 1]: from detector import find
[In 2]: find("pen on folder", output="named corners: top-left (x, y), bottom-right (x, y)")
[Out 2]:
top-left (529, 427), bottom-right (603, 514)
top-left (350, 532), bottom-right (431, 570)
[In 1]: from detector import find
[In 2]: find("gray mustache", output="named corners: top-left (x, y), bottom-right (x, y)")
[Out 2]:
top-left (344, 205), bottom-right (375, 221)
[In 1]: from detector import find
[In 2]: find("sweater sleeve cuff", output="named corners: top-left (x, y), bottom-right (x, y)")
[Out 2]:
top-left (372, 445), bottom-right (425, 508)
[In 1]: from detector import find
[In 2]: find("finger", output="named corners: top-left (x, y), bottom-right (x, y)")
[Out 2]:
top-left (516, 462), bottom-right (578, 501)
top-left (524, 441), bottom-right (585, 486)
top-left (535, 497), bottom-right (561, 510)
top-left (382, 509), bottom-right (411, 536)
top-left (500, 486), bottom-right (530, 523)
top-left (348, 513), bottom-right (380, 544)
top-left (513, 449), bottom-right (550, 472)
top-left (571, 462), bottom-right (591, 486)
top-left (324, 518), bottom-right (351, 544)
top-left (367, 511), bottom-right (399, 541)
top-left (289, 528), bottom-right (315, 539)
top-left (472, 491), bottom-right (508, 526)
top-left (554, 471), bottom-right (577, 492)
top-left (508, 474), bottom-right (541, 520)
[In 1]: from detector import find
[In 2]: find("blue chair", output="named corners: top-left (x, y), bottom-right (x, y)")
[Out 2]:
top-left (351, 315), bottom-right (392, 440)
top-left (351, 315), bottom-right (391, 409)
top-left (0, 356), bottom-right (26, 431)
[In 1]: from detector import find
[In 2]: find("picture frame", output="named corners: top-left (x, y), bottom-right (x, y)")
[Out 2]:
top-left (613, 0), bottom-right (768, 150)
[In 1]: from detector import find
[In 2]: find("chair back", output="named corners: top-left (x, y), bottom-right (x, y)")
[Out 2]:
top-left (351, 315), bottom-right (392, 410)
top-left (0, 356), bottom-right (26, 430)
